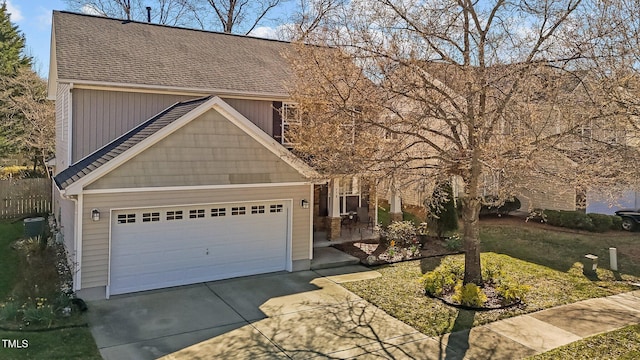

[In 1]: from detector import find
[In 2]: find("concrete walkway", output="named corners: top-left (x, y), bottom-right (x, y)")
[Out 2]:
top-left (87, 266), bottom-right (640, 360)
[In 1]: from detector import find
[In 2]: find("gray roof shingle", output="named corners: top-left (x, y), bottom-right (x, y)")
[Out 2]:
top-left (54, 96), bottom-right (212, 190)
top-left (52, 11), bottom-right (292, 96)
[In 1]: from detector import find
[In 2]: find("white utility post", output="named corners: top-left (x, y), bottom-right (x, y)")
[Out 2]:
top-left (609, 247), bottom-right (618, 271)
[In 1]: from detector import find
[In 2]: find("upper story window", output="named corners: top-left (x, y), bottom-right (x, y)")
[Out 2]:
top-left (281, 103), bottom-right (300, 147)
top-left (281, 103), bottom-right (359, 147)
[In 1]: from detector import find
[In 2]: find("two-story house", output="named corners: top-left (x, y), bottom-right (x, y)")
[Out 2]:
top-left (49, 11), bottom-right (374, 300)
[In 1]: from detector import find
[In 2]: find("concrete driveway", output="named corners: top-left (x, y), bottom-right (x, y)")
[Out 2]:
top-left (87, 266), bottom-right (443, 359)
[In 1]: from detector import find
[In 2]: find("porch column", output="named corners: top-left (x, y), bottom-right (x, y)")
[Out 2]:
top-left (390, 191), bottom-right (403, 222)
top-left (327, 178), bottom-right (342, 240)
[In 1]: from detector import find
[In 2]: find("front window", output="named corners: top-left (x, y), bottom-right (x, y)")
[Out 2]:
top-left (339, 177), bottom-right (361, 214)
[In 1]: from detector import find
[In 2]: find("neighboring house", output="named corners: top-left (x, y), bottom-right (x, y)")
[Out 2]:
top-left (48, 11), bottom-right (372, 300)
top-left (586, 190), bottom-right (640, 215)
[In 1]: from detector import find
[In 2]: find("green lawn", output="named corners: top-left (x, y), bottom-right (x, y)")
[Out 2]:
top-left (0, 221), bottom-right (23, 300)
top-left (480, 223), bottom-right (640, 276)
top-left (0, 328), bottom-right (101, 360)
top-left (527, 324), bottom-right (640, 360)
top-left (341, 223), bottom-right (640, 337)
top-left (0, 221), bottom-right (101, 360)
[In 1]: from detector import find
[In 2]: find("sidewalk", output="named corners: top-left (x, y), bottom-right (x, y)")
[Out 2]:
top-left (356, 289), bottom-right (640, 359)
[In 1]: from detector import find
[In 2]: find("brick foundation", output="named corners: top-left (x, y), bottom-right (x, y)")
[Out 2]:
top-left (328, 217), bottom-right (342, 240)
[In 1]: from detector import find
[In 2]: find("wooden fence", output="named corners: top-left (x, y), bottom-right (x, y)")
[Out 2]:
top-left (0, 178), bottom-right (52, 219)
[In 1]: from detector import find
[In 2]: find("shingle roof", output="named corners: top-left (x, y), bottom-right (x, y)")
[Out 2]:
top-left (52, 11), bottom-right (292, 96)
top-left (54, 96), bottom-right (212, 190)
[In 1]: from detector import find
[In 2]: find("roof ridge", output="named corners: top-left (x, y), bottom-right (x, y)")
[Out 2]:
top-left (53, 10), bottom-right (293, 45)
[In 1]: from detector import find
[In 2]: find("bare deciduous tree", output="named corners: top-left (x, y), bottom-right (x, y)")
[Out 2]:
top-left (0, 68), bottom-right (55, 176)
top-left (191, 0), bottom-right (284, 34)
top-left (63, 0), bottom-right (194, 26)
top-left (287, 0), bottom-right (640, 285)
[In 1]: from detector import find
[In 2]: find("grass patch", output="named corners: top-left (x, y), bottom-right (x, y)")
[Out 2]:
top-left (480, 223), bottom-right (640, 276)
top-left (527, 324), bottom-right (640, 360)
top-left (0, 328), bottom-right (101, 360)
top-left (342, 223), bottom-right (640, 337)
top-left (0, 219), bottom-right (101, 359)
top-left (0, 221), bottom-right (23, 300)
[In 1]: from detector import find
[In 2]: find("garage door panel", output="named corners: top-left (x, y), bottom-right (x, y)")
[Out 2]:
top-left (110, 201), bottom-right (289, 295)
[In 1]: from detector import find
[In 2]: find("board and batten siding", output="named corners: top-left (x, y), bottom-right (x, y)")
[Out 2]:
top-left (86, 109), bottom-right (306, 190)
top-left (71, 89), bottom-right (196, 162)
top-left (80, 186), bottom-right (312, 289)
top-left (70, 89), bottom-right (279, 163)
top-left (55, 84), bottom-right (71, 173)
top-left (221, 98), bottom-right (274, 136)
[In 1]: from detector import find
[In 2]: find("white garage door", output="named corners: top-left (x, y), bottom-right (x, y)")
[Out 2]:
top-left (109, 201), bottom-right (289, 295)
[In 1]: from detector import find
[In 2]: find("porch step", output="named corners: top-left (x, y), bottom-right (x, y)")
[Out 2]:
top-left (311, 247), bottom-right (361, 270)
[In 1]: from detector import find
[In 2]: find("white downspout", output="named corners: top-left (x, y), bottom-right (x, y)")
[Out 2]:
top-left (60, 190), bottom-right (82, 292)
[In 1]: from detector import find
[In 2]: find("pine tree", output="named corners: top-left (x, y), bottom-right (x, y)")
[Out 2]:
top-left (0, 3), bottom-right (31, 76)
top-left (1, 2), bottom-right (32, 159)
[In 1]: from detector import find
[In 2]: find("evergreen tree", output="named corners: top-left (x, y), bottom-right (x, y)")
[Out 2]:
top-left (0, 2), bottom-right (32, 159)
top-left (429, 182), bottom-right (459, 238)
top-left (0, 2), bottom-right (31, 76)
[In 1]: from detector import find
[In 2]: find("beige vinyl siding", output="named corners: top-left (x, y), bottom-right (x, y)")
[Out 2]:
top-left (221, 98), bottom-right (273, 135)
top-left (87, 109), bottom-right (306, 190)
top-left (55, 84), bottom-right (71, 173)
top-left (53, 187), bottom-right (75, 259)
top-left (80, 186), bottom-right (312, 289)
top-left (518, 183), bottom-right (576, 212)
top-left (72, 89), bottom-right (195, 162)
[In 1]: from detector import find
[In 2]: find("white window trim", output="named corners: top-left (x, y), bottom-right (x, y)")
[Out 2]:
top-left (339, 177), bottom-right (361, 215)
top-left (281, 102), bottom-right (301, 147)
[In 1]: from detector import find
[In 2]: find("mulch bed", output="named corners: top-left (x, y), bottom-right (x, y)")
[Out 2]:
top-left (332, 236), bottom-right (461, 266)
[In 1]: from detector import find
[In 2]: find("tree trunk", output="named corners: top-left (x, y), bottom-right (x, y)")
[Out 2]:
top-left (461, 196), bottom-right (482, 285)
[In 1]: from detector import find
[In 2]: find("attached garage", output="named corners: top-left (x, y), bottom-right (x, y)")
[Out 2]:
top-left (109, 200), bottom-right (290, 295)
top-left (54, 97), bottom-right (316, 299)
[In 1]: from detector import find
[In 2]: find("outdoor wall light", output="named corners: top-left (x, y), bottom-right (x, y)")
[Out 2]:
top-left (91, 209), bottom-right (100, 221)
top-left (301, 199), bottom-right (310, 209)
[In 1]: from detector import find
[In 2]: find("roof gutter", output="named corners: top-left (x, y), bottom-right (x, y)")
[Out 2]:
top-left (55, 78), bottom-right (291, 101)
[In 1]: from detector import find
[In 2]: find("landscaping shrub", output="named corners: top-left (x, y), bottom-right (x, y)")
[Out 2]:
top-left (383, 221), bottom-right (417, 247)
top-left (587, 213), bottom-right (614, 233)
top-left (544, 210), bottom-right (595, 231)
top-left (536, 209), bottom-right (623, 232)
top-left (452, 283), bottom-right (487, 307)
top-left (423, 254), bottom-right (530, 306)
top-left (496, 282), bottom-right (531, 303)
top-left (611, 215), bottom-right (623, 231)
top-left (422, 257), bottom-right (464, 296)
top-left (379, 221), bottom-right (421, 259)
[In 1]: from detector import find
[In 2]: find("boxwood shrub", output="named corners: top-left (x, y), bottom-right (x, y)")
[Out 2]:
top-left (539, 209), bottom-right (622, 232)
top-left (587, 213), bottom-right (614, 233)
